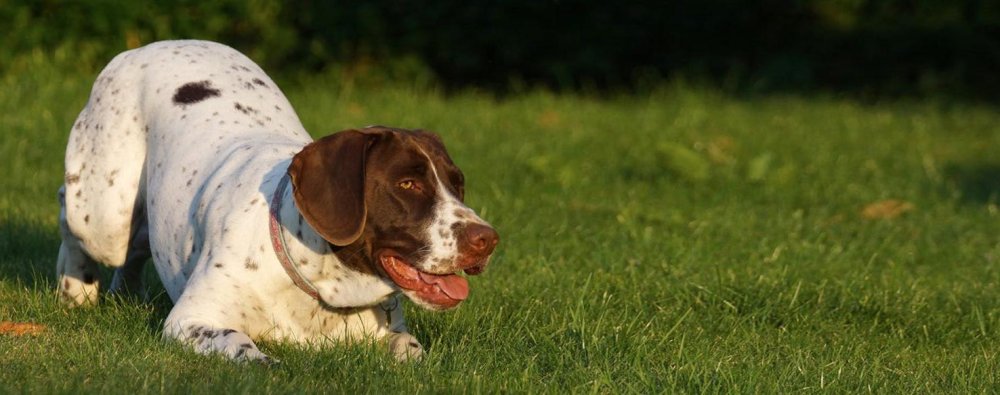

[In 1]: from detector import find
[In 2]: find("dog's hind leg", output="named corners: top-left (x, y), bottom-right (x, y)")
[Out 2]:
top-left (61, 53), bottom-right (148, 270)
top-left (58, 53), bottom-right (149, 307)
top-left (56, 186), bottom-right (101, 306)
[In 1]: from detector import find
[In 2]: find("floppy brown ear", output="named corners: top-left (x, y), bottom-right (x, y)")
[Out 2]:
top-left (288, 130), bottom-right (375, 246)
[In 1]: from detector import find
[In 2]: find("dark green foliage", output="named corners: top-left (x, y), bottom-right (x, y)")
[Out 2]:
top-left (4, 0), bottom-right (1000, 98)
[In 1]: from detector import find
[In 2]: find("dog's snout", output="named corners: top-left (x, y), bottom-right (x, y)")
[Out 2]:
top-left (460, 223), bottom-right (499, 257)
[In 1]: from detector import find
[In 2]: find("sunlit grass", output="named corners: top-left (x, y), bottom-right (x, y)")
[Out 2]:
top-left (1, 60), bottom-right (998, 392)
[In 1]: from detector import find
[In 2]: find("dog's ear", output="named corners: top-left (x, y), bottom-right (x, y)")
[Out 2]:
top-left (288, 130), bottom-right (376, 246)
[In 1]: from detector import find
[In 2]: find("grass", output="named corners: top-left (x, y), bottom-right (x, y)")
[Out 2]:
top-left (1, 57), bottom-right (999, 393)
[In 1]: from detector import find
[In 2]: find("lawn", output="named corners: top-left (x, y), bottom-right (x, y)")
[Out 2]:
top-left (1, 58), bottom-right (999, 393)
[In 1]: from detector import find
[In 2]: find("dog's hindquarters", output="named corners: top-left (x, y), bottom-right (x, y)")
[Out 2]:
top-left (58, 49), bottom-right (151, 305)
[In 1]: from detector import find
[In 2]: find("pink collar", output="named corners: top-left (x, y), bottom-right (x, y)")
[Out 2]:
top-left (269, 174), bottom-right (322, 301)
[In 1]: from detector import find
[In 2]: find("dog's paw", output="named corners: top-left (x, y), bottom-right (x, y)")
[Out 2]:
top-left (388, 332), bottom-right (424, 362)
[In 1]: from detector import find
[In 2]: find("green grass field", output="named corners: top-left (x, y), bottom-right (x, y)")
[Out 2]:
top-left (1, 58), bottom-right (999, 393)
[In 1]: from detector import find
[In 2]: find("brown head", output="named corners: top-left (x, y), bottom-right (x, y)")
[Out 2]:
top-left (288, 126), bottom-right (499, 310)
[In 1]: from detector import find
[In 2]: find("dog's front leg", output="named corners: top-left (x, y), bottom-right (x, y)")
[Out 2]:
top-left (163, 317), bottom-right (275, 364)
top-left (380, 296), bottom-right (424, 361)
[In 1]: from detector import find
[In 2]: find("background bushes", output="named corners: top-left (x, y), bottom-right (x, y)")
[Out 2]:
top-left (4, 0), bottom-right (1000, 99)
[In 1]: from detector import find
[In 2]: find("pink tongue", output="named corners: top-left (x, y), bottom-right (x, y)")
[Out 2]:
top-left (419, 272), bottom-right (469, 300)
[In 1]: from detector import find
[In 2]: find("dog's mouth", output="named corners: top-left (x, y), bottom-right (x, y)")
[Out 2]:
top-left (378, 254), bottom-right (469, 309)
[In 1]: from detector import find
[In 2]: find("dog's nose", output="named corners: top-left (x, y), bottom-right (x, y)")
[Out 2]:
top-left (460, 223), bottom-right (499, 257)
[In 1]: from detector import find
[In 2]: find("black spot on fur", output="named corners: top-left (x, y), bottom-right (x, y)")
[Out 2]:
top-left (173, 81), bottom-right (221, 105)
top-left (244, 258), bottom-right (259, 271)
top-left (252, 78), bottom-right (267, 87)
top-left (84, 215), bottom-right (90, 223)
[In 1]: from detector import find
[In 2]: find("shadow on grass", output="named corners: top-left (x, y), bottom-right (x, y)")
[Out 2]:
top-left (944, 163), bottom-right (1000, 204)
top-left (0, 216), bottom-right (59, 288)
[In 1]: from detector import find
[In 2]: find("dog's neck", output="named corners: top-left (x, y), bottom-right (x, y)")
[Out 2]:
top-left (273, 176), bottom-right (397, 308)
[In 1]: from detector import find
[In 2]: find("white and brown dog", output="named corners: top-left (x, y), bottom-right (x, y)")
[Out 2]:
top-left (56, 40), bottom-right (499, 362)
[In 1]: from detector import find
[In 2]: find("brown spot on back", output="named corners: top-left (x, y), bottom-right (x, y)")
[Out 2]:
top-left (173, 81), bottom-right (221, 105)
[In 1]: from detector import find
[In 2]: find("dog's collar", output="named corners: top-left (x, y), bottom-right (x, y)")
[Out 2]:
top-left (269, 173), bottom-right (400, 315)
top-left (269, 174), bottom-right (323, 301)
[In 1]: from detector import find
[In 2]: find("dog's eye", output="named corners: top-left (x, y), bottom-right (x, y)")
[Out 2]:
top-left (399, 180), bottom-right (416, 190)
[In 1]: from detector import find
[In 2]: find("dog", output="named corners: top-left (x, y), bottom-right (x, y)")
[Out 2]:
top-left (56, 40), bottom-right (499, 362)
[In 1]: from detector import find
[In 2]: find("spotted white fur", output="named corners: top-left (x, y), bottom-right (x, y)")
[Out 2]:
top-left (56, 40), bottom-right (424, 362)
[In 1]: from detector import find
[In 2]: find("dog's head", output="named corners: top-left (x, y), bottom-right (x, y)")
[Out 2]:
top-left (288, 126), bottom-right (499, 310)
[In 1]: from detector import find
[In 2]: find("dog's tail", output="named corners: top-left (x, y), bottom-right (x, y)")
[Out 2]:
top-left (61, 49), bottom-right (148, 268)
